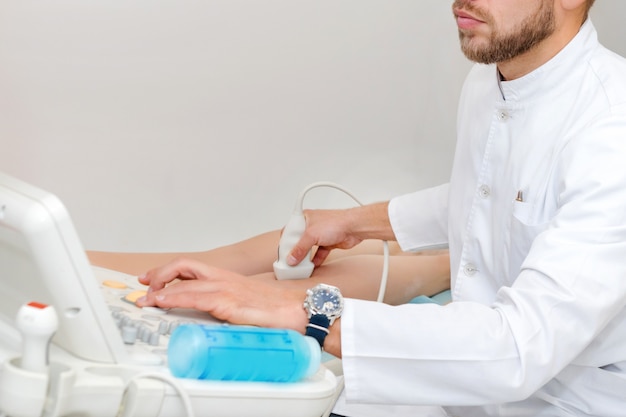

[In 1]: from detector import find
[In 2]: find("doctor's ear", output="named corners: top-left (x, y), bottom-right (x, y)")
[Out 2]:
top-left (557, 0), bottom-right (591, 13)
top-left (555, 0), bottom-right (592, 26)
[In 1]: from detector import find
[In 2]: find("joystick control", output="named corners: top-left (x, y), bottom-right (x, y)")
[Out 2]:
top-left (16, 301), bottom-right (58, 372)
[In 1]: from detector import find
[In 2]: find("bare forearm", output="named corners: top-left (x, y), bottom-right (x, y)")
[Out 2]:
top-left (345, 201), bottom-right (396, 242)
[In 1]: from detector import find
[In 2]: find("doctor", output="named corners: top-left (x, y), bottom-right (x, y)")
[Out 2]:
top-left (138, 0), bottom-right (626, 415)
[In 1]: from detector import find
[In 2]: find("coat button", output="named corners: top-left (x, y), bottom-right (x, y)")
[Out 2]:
top-left (478, 184), bottom-right (491, 198)
top-left (463, 263), bottom-right (478, 276)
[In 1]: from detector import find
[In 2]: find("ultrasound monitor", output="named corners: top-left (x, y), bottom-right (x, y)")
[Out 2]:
top-left (0, 171), bottom-right (128, 364)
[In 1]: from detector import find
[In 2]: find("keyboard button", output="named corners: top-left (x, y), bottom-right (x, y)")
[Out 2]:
top-left (158, 321), bottom-right (169, 335)
top-left (148, 332), bottom-right (160, 346)
top-left (123, 290), bottom-right (147, 304)
top-left (121, 326), bottom-right (138, 344)
top-left (102, 280), bottom-right (128, 289)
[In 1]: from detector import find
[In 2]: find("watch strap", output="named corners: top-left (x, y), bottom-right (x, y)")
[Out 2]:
top-left (305, 314), bottom-right (330, 348)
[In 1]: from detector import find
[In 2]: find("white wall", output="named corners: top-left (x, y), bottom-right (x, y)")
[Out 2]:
top-left (0, 1), bottom-right (624, 253)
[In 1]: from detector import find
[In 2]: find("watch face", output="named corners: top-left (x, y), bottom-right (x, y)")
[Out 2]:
top-left (308, 284), bottom-right (344, 316)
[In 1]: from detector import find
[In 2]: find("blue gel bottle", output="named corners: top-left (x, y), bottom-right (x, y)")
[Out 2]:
top-left (167, 324), bottom-right (321, 382)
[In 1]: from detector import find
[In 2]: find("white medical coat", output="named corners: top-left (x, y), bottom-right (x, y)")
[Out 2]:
top-left (340, 20), bottom-right (626, 416)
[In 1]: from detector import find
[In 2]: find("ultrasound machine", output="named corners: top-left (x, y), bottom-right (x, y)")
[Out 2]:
top-left (0, 171), bottom-right (340, 417)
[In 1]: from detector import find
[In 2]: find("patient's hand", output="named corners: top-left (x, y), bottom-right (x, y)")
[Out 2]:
top-left (136, 257), bottom-right (308, 332)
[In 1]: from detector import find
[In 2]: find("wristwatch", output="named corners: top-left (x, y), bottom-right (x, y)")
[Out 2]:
top-left (303, 283), bottom-right (344, 349)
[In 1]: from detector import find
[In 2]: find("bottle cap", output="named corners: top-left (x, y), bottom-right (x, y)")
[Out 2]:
top-left (168, 324), bottom-right (207, 379)
top-left (302, 335), bottom-right (321, 378)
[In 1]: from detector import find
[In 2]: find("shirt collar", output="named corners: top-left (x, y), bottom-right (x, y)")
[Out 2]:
top-left (497, 19), bottom-right (598, 103)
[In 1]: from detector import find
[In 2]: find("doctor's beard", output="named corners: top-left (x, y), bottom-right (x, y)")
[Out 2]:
top-left (453, 0), bottom-right (556, 64)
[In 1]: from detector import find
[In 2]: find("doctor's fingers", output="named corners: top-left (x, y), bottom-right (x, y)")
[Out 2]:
top-left (143, 279), bottom-right (307, 329)
top-left (137, 279), bottom-right (247, 322)
top-left (141, 257), bottom-right (244, 291)
top-left (289, 210), bottom-right (358, 266)
top-left (311, 246), bottom-right (332, 267)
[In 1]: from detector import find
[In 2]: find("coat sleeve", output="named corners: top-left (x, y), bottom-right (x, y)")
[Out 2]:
top-left (387, 183), bottom-right (449, 252)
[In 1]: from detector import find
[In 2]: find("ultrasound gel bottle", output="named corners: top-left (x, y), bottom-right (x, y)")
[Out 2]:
top-left (167, 324), bottom-right (321, 382)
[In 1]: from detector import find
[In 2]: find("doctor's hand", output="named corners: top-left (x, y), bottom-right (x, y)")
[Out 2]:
top-left (136, 258), bottom-right (308, 331)
top-left (288, 202), bottom-right (395, 267)
top-left (287, 208), bottom-right (364, 268)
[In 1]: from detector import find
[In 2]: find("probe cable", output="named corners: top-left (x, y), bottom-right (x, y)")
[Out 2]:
top-left (295, 181), bottom-right (390, 303)
top-left (117, 372), bottom-right (195, 417)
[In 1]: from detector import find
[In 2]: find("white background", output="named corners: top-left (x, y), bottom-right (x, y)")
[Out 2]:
top-left (0, 1), bottom-right (624, 253)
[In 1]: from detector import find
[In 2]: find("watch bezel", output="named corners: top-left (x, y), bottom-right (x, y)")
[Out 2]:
top-left (304, 283), bottom-right (344, 323)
